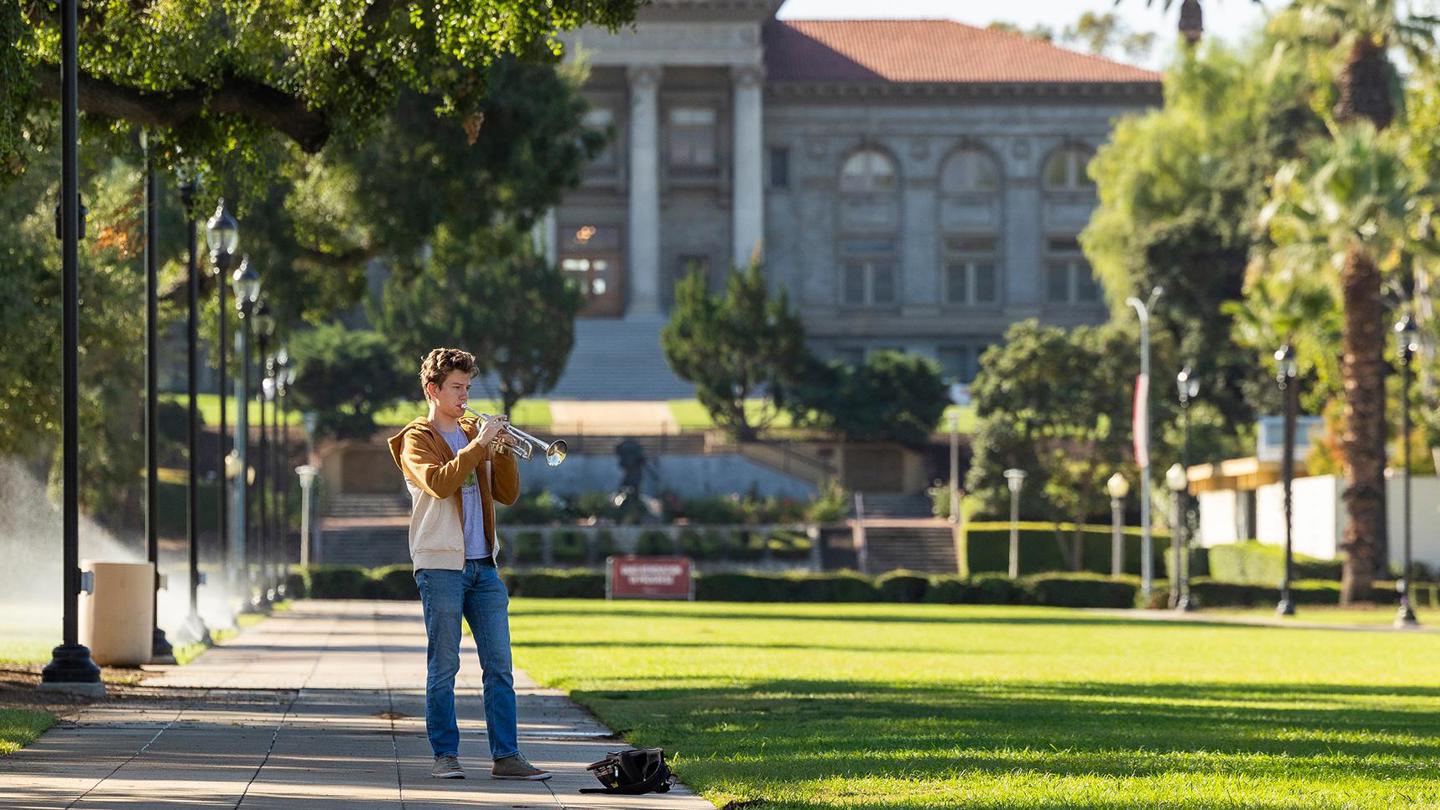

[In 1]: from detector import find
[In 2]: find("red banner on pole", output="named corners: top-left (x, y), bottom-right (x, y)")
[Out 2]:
top-left (606, 556), bottom-right (694, 600)
top-left (1132, 373), bottom-right (1149, 468)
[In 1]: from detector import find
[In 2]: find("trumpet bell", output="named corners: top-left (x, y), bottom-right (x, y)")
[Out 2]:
top-left (544, 440), bottom-right (567, 467)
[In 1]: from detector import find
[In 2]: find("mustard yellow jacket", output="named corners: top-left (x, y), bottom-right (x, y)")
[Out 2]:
top-left (387, 416), bottom-right (520, 570)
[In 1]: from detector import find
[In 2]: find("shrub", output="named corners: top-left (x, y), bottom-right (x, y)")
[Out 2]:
top-left (593, 530), bottom-right (617, 562)
top-left (679, 528), bottom-right (723, 561)
top-left (284, 571), bottom-right (309, 599)
top-left (305, 566), bottom-right (376, 599)
top-left (1024, 574), bottom-right (1136, 609)
top-left (636, 530), bottom-right (676, 556)
top-left (961, 522), bottom-right (1169, 577)
top-left (506, 569), bottom-right (606, 598)
top-left (787, 572), bottom-right (879, 603)
top-left (503, 491), bottom-right (567, 525)
top-left (678, 496), bottom-right (747, 525)
top-left (805, 479), bottom-right (851, 523)
top-left (551, 530), bottom-right (589, 565)
top-left (877, 571), bottom-right (929, 603)
top-left (730, 529), bottom-right (767, 561)
top-left (1205, 541), bottom-right (1342, 584)
top-left (925, 575), bottom-right (973, 604)
top-left (373, 564), bottom-right (419, 600)
top-left (970, 573), bottom-right (1024, 605)
top-left (695, 572), bottom-right (786, 602)
top-left (572, 491), bottom-right (621, 523)
top-left (767, 528), bottom-right (814, 561)
top-left (507, 531), bottom-right (543, 565)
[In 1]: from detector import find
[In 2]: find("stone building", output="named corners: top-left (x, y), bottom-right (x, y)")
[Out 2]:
top-left (534, 1), bottom-right (1162, 399)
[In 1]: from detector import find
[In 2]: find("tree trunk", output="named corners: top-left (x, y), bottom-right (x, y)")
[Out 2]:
top-left (1334, 41), bottom-right (1393, 130)
top-left (1339, 247), bottom-right (1388, 603)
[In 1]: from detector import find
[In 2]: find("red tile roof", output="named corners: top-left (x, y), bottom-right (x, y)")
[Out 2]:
top-left (765, 20), bottom-right (1161, 85)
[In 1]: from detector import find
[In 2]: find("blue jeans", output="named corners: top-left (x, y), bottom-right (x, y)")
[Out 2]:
top-left (414, 561), bottom-right (518, 760)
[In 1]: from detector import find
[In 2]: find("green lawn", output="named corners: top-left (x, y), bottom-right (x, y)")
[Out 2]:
top-left (162, 394), bottom-right (552, 430)
top-left (668, 400), bottom-right (976, 434)
top-left (0, 709), bottom-right (54, 756)
top-left (510, 600), bottom-right (1440, 809)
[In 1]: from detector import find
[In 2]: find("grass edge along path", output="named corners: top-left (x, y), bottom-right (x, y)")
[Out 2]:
top-left (509, 599), bottom-right (1440, 810)
top-left (0, 709), bottom-right (54, 756)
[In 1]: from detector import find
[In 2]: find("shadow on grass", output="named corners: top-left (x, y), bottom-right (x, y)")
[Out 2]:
top-left (571, 678), bottom-right (1440, 808)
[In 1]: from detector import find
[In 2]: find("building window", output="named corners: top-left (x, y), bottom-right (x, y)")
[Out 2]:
top-left (943, 236), bottom-right (998, 305)
top-left (1043, 146), bottom-right (1095, 192)
top-left (835, 346), bottom-right (866, 366)
top-left (1045, 236), bottom-right (1100, 304)
top-left (582, 108), bottom-right (616, 170)
top-left (769, 146), bottom-right (790, 188)
top-left (668, 107), bottom-right (717, 169)
top-left (839, 238), bottom-right (897, 306)
top-left (839, 149), bottom-right (897, 194)
top-left (940, 340), bottom-right (997, 383)
top-left (940, 149), bottom-right (999, 193)
top-left (561, 223), bottom-right (624, 316)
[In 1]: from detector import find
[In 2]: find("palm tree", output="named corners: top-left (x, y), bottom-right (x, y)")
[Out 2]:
top-left (1260, 124), bottom-right (1433, 601)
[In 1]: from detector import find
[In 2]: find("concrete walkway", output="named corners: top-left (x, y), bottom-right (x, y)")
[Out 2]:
top-left (0, 601), bottom-right (715, 809)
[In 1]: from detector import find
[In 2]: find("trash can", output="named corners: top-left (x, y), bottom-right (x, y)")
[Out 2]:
top-left (79, 560), bottom-right (155, 667)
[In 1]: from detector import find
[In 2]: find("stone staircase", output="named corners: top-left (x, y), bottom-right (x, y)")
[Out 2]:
top-left (326, 493), bottom-right (409, 519)
top-left (479, 314), bottom-right (695, 401)
top-left (857, 493), bottom-right (934, 519)
top-left (859, 523), bottom-right (959, 575)
top-left (314, 525), bottom-right (411, 568)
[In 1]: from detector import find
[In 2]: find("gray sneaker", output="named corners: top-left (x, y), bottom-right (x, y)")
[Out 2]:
top-left (491, 753), bottom-right (551, 780)
top-left (431, 754), bottom-right (464, 779)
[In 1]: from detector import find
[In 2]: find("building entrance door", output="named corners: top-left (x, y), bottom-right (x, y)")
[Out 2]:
top-left (560, 223), bottom-right (625, 317)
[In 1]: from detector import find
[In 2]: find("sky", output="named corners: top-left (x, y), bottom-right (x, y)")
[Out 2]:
top-left (775, 0), bottom-right (1274, 68)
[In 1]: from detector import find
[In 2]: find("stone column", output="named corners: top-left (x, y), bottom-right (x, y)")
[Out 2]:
top-left (731, 64), bottom-right (765, 268)
top-left (627, 64), bottom-right (662, 315)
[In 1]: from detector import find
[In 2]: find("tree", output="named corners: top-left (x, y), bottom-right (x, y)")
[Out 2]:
top-left (1084, 40), bottom-right (1325, 448)
top-left (661, 263), bottom-right (813, 442)
top-left (1062, 11), bottom-right (1157, 61)
top-left (5, 0), bottom-right (640, 181)
top-left (967, 320), bottom-right (1155, 569)
top-left (286, 324), bottom-right (412, 440)
top-left (1259, 123), bottom-right (1435, 599)
top-left (376, 227), bottom-right (583, 415)
top-left (780, 352), bottom-right (948, 447)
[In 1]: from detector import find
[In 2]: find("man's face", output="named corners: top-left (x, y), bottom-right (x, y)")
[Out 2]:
top-left (428, 370), bottom-right (471, 419)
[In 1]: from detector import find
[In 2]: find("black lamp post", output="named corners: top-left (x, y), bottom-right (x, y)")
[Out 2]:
top-left (1173, 367), bottom-right (1199, 611)
top-left (262, 353), bottom-right (277, 601)
top-left (205, 201), bottom-right (238, 589)
top-left (40, 0), bottom-right (104, 696)
top-left (231, 260), bottom-right (260, 603)
top-left (254, 303), bottom-right (276, 603)
top-left (1395, 316), bottom-right (1420, 628)
top-left (143, 139), bottom-right (175, 664)
top-left (1275, 344), bottom-right (1299, 617)
top-left (276, 348), bottom-right (293, 595)
top-left (179, 179), bottom-right (209, 644)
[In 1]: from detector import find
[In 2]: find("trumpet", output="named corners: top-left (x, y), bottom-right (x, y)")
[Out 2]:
top-left (463, 406), bottom-right (568, 467)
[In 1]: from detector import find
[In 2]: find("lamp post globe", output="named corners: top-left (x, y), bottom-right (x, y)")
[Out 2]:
top-left (1106, 473), bottom-right (1129, 578)
top-left (205, 199), bottom-right (239, 257)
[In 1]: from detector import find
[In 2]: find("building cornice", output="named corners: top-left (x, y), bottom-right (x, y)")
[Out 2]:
top-left (767, 81), bottom-right (1162, 103)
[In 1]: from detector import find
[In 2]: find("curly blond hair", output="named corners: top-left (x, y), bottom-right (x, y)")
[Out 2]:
top-left (419, 347), bottom-right (477, 398)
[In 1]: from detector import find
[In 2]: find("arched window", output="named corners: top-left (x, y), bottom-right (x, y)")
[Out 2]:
top-left (1043, 146), bottom-right (1095, 192)
top-left (940, 149), bottom-right (999, 194)
top-left (839, 149), bottom-right (897, 194)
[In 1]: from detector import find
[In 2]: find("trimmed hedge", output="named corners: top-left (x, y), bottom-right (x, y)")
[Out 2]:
top-left (876, 571), bottom-right (929, 603)
top-left (505, 569), bottom-right (606, 598)
top-left (1205, 542), bottom-right (1343, 584)
top-left (961, 522), bottom-right (1169, 578)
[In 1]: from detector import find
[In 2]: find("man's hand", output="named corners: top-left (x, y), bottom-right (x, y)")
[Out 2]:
top-left (472, 414), bottom-right (509, 448)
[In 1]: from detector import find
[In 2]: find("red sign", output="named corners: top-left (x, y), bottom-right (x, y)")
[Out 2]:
top-left (1132, 373), bottom-right (1149, 469)
top-left (607, 556), bottom-right (693, 600)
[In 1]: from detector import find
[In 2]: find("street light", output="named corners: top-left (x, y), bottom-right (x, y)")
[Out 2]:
top-left (276, 349), bottom-right (294, 593)
top-left (296, 464), bottom-right (319, 568)
top-left (177, 179), bottom-right (209, 645)
top-left (1003, 468), bottom-right (1027, 578)
top-left (1275, 344), bottom-right (1299, 617)
top-left (1166, 462), bottom-right (1191, 611)
top-left (206, 200), bottom-right (238, 587)
top-left (255, 305), bottom-right (276, 603)
top-left (40, 0), bottom-right (104, 698)
top-left (1178, 0), bottom-right (1204, 44)
top-left (1106, 472), bottom-right (1130, 577)
top-left (141, 137), bottom-right (175, 664)
top-left (947, 410), bottom-right (960, 525)
top-left (230, 259), bottom-right (260, 603)
top-left (1394, 316), bottom-right (1420, 628)
top-left (1125, 287), bottom-right (1163, 603)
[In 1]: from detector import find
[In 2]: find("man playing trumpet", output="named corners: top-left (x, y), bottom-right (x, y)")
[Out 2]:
top-left (386, 347), bottom-right (551, 781)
